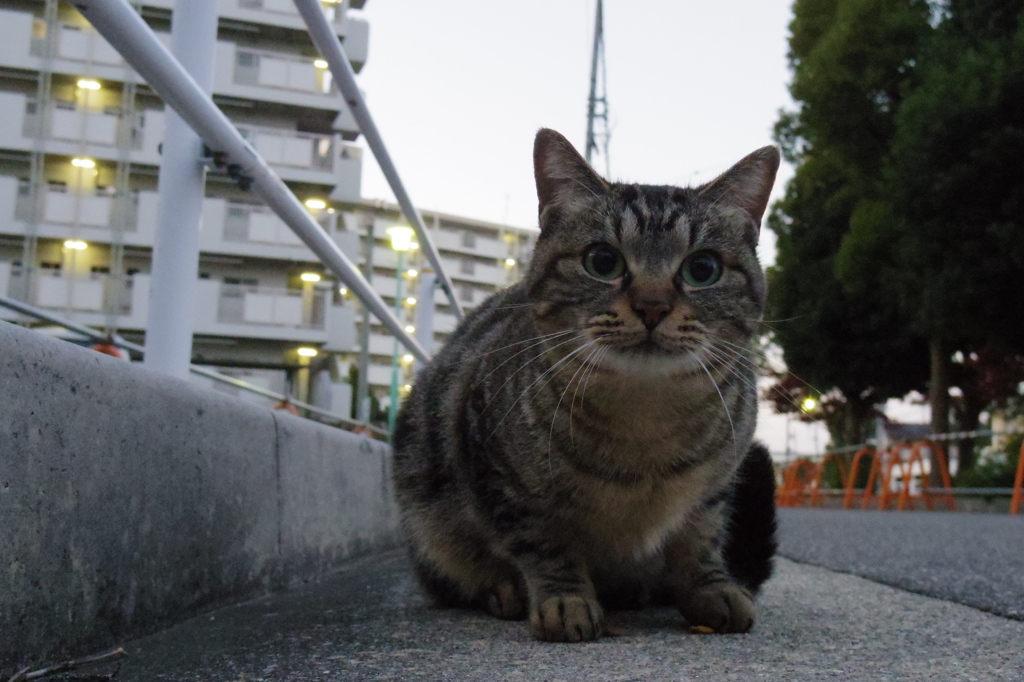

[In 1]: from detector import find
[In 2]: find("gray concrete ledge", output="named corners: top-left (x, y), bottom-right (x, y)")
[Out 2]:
top-left (0, 321), bottom-right (399, 673)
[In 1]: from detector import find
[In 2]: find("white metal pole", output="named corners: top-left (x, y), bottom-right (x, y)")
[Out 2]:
top-left (74, 0), bottom-right (429, 362)
top-left (413, 271), bottom-right (436, 374)
top-left (291, 0), bottom-right (465, 320)
top-left (143, 0), bottom-right (217, 379)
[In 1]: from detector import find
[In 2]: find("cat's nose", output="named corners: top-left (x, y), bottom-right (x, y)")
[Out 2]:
top-left (633, 299), bottom-right (672, 330)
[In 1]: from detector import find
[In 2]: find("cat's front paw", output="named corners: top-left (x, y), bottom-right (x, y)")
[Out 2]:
top-left (484, 578), bottom-right (528, 620)
top-left (677, 582), bottom-right (756, 633)
top-left (529, 594), bottom-right (604, 642)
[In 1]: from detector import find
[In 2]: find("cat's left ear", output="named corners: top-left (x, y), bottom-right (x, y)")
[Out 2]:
top-left (534, 128), bottom-right (609, 224)
top-left (698, 146), bottom-right (781, 230)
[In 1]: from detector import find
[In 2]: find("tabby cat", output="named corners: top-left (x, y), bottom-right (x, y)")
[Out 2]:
top-left (393, 129), bottom-right (779, 642)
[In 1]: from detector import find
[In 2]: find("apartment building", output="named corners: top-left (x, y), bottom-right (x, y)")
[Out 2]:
top-left (0, 0), bottom-right (537, 424)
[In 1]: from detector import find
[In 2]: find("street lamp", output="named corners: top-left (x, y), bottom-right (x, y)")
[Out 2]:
top-left (386, 225), bottom-right (415, 435)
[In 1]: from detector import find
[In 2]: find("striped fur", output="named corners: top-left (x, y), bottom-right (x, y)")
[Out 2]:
top-left (393, 129), bottom-right (780, 642)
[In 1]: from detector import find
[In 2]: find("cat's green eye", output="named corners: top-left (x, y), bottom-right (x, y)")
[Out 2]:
top-left (680, 251), bottom-right (722, 288)
top-left (582, 244), bottom-right (626, 281)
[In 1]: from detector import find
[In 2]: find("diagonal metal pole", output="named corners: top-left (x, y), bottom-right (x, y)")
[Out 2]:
top-left (292, 0), bottom-right (464, 320)
top-left (71, 0), bottom-right (429, 363)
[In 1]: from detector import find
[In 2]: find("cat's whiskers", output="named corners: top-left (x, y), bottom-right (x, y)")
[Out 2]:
top-left (705, 332), bottom-right (824, 398)
top-left (569, 344), bottom-right (609, 445)
top-left (700, 342), bottom-right (775, 406)
top-left (691, 351), bottom-right (739, 462)
top-left (476, 332), bottom-right (588, 418)
top-left (701, 344), bottom-right (760, 399)
top-left (471, 329), bottom-right (582, 393)
top-left (470, 328), bottom-right (578, 361)
top-left (548, 341), bottom-right (605, 476)
top-left (486, 339), bottom-right (600, 442)
top-left (489, 302), bottom-right (540, 311)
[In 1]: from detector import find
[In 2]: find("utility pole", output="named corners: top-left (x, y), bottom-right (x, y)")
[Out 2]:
top-left (356, 220), bottom-right (374, 423)
top-left (585, 0), bottom-right (610, 177)
top-left (144, 0), bottom-right (218, 378)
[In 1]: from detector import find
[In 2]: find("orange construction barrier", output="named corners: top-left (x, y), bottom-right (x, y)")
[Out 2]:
top-left (859, 446), bottom-right (895, 510)
top-left (914, 440), bottom-right (956, 511)
top-left (877, 443), bottom-right (912, 510)
top-left (809, 453), bottom-right (848, 508)
top-left (778, 459), bottom-right (819, 507)
top-left (843, 447), bottom-right (876, 509)
top-left (1011, 440), bottom-right (1024, 515)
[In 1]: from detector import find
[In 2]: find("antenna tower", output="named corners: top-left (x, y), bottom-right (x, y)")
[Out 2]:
top-left (585, 0), bottom-right (610, 176)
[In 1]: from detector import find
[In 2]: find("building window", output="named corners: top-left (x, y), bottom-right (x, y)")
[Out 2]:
top-left (460, 284), bottom-right (474, 303)
top-left (461, 230), bottom-right (476, 248)
top-left (460, 259), bottom-right (475, 275)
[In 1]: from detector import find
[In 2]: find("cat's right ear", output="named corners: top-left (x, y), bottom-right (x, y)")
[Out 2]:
top-left (534, 129), bottom-right (608, 223)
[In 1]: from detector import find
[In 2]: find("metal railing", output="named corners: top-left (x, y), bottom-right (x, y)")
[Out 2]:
top-left (0, 294), bottom-right (387, 439)
top-left (292, 0), bottom-right (466, 319)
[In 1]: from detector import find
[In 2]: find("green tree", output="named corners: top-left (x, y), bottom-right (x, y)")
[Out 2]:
top-left (767, 0), bottom-right (932, 447)
top-left (835, 0), bottom-right (1024, 458)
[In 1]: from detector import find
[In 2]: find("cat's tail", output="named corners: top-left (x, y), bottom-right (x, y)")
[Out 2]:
top-left (723, 441), bottom-right (778, 594)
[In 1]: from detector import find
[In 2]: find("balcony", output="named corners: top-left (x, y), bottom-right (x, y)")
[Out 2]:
top-left (235, 123), bottom-right (363, 189)
top-left (15, 183), bottom-right (138, 231)
top-left (1, 177), bottom-right (143, 247)
top-left (0, 92), bottom-right (163, 165)
top-left (0, 9), bottom-right (358, 131)
top-left (134, 1), bottom-right (366, 66)
top-left (217, 282), bottom-right (325, 330)
top-left (224, 1), bottom-right (369, 69)
top-left (217, 43), bottom-right (357, 132)
top-left (0, 10), bottom-right (172, 83)
top-left (0, 178), bottom-right (362, 263)
top-left (0, 265), bottom-right (357, 346)
top-left (199, 197), bottom-right (361, 261)
top-left (0, 268), bottom-right (147, 328)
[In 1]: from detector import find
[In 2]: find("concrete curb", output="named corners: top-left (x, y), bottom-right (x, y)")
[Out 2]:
top-left (0, 321), bottom-right (400, 672)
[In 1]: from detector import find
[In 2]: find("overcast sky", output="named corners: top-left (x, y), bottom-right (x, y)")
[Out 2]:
top-left (352, 0), bottom-right (833, 454)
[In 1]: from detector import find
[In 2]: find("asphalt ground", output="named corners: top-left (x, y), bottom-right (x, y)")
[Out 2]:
top-left (100, 509), bottom-right (1024, 681)
top-left (776, 507), bottom-right (1024, 620)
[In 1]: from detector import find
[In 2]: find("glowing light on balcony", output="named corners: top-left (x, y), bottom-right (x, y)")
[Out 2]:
top-left (386, 226), bottom-right (416, 252)
top-left (314, 59), bottom-right (329, 69)
top-left (406, 269), bottom-right (418, 278)
top-left (505, 258), bottom-right (517, 267)
top-left (77, 79), bottom-right (101, 90)
top-left (71, 158), bottom-right (96, 169)
top-left (403, 384), bottom-right (413, 392)
top-left (300, 272), bottom-right (321, 283)
top-left (405, 297), bottom-right (417, 306)
top-left (297, 347), bottom-right (318, 357)
top-left (64, 240), bottom-right (88, 250)
top-left (401, 354), bottom-right (414, 364)
top-left (305, 198), bottom-right (327, 210)
top-left (339, 286), bottom-right (348, 295)
top-left (404, 325), bottom-right (415, 334)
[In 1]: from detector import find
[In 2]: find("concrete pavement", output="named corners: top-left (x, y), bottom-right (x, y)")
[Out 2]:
top-left (112, 540), bottom-right (1024, 680)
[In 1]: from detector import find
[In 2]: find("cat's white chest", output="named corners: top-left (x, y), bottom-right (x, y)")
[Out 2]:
top-left (575, 464), bottom-right (716, 561)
